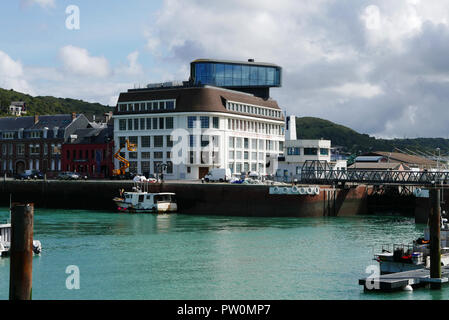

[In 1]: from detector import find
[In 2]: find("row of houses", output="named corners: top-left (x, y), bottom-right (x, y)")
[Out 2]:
top-left (0, 112), bottom-right (114, 178)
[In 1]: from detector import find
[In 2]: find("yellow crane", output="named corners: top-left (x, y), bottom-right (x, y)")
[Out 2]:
top-left (112, 139), bottom-right (137, 176)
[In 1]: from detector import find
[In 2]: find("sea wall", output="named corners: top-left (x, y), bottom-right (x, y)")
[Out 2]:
top-left (0, 180), bottom-right (371, 217)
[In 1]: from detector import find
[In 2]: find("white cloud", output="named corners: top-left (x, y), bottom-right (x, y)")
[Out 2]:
top-left (21, 0), bottom-right (55, 8)
top-left (328, 83), bottom-right (383, 99)
top-left (116, 51), bottom-right (143, 76)
top-left (138, 0), bottom-right (449, 138)
top-left (59, 45), bottom-right (111, 78)
top-left (0, 50), bottom-right (34, 94)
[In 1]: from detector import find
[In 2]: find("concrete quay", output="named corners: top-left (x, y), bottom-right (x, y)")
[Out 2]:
top-left (0, 179), bottom-right (372, 217)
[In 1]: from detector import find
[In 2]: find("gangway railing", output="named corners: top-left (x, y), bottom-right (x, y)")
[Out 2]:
top-left (301, 169), bottom-right (449, 186)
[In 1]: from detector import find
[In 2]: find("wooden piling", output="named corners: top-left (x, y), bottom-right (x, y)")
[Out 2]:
top-left (430, 188), bottom-right (442, 289)
top-left (9, 203), bottom-right (34, 300)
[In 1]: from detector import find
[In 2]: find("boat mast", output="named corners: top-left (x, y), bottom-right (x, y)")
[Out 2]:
top-left (9, 193), bottom-right (12, 222)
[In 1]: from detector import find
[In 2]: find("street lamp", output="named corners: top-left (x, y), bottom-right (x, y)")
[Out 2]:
top-left (436, 147), bottom-right (441, 171)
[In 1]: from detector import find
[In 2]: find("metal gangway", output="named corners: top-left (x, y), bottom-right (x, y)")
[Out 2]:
top-left (301, 169), bottom-right (449, 186)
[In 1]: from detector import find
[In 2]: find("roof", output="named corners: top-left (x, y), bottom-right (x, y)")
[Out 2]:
top-left (0, 114), bottom-right (77, 131)
top-left (191, 59), bottom-right (280, 68)
top-left (355, 156), bottom-right (386, 162)
top-left (115, 86), bottom-right (283, 120)
top-left (348, 162), bottom-right (409, 170)
top-left (363, 152), bottom-right (437, 167)
top-left (68, 126), bottom-right (113, 144)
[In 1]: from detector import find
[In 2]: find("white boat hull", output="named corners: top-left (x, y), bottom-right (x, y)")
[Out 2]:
top-left (114, 198), bottom-right (177, 214)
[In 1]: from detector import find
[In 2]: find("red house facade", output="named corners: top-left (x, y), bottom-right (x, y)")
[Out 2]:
top-left (61, 126), bottom-right (114, 178)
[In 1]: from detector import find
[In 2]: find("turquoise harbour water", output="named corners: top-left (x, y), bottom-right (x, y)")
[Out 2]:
top-left (0, 208), bottom-right (447, 300)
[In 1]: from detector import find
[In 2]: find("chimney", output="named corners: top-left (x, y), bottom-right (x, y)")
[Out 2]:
top-left (72, 112), bottom-right (76, 121)
top-left (34, 114), bottom-right (39, 124)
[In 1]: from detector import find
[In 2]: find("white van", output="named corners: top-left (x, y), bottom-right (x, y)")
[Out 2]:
top-left (204, 168), bottom-right (232, 182)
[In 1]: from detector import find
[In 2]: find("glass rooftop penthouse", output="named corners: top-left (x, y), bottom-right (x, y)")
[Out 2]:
top-left (190, 59), bottom-right (282, 99)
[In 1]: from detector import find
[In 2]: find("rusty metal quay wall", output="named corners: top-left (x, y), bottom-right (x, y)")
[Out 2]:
top-left (0, 179), bottom-right (374, 217)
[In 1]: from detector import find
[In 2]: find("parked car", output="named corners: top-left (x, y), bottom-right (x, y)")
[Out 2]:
top-left (57, 172), bottom-right (81, 180)
top-left (15, 170), bottom-right (44, 180)
top-left (204, 168), bottom-right (232, 182)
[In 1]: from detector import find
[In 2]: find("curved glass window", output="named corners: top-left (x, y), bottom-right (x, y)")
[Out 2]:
top-left (192, 62), bottom-right (281, 87)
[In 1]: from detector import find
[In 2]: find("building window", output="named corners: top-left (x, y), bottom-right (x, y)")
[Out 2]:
top-left (153, 118), bottom-right (158, 130)
top-left (141, 152), bottom-right (151, 159)
top-left (129, 152), bottom-right (137, 159)
top-left (128, 119), bottom-right (133, 131)
top-left (166, 117), bottom-right (174, 129)
top-left (146, 118), bottom-right (152, 130)
top-left (129, 161), bottom-right (137, 173)
top-left (134, 118), bottom-right (139, 130)
top-left (244, 138), bottom-right (249, 149)
top-left (30, 131), bottom-right (42, 139)
top-left (252, 139), bottom-right (257, 149)
top-left (119, 137), bottom-right (126, 148)
top-left (236, 163), bottom-right (242, 173)
top-left (201, 135), bottom-right (209, 147)
top-left (189, 135), bottom-right (195, 147)
top-left (140, 118), bottom-right (146, 130)
top-left (154, 152), bottom-right (163, 159)
top-left (188, 116), bottom-right (197, 128)
top-left (142, 161), bottom-right (151, 174)
top-left (17, 144), bottom-right (24, 155)
top-left (159, 117), bottom-right (165, 130)
top-left (119, 119), bottom-right (127, 131)
top-left (229, 137), bottom-right (234, 148)
top-left (244, 151), bottom-right (249, 160)
top-left (141, 136), bottom-right (151, 148)
top-left (154, 161), bottom-right (162, 173)
top-left (236, 138), bottom-right (242, 148)
top-left (129, 136), bottom-right (138, 147)
top-left (229, 151), bottom-right (234, 160)
top-left (166, 135), bottom-right (173, 147)
top-left (166, 101), bottom-right (175, 110)
top-left (287, 147), bottom-right (300, 155)
top-left (166, 161), bottom-right (173, 174)
top-left (200, 116), bottom-right (209, 128)
top-left (30, 144), bottom-right (40, 154)
top-left (304, 148), bottom-right (318, 155)
top-left (154, 135), bottom-right (163, 148)
top-left (213, 117), bottom-right (219, 129)
top-left (320, 148), bottom-right (329, 156)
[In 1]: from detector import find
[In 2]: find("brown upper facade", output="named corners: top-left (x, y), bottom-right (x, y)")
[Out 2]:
top-left (114, 86), bottom-right (284, 122)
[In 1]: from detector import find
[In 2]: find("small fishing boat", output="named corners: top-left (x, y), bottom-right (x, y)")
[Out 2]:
top-left (374, 215), bottom-right (449, 274)
top-left (113, 191), bottom-right (177, 214)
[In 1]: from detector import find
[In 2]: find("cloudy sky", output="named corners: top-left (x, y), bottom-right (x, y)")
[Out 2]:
top-left (2, 0), bottom-right (449, 139)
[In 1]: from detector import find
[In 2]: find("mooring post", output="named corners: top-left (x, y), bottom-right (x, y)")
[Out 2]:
top-left (9, 203), bottom-right (34, 300)
top-left (430, 188), bottom-right (442, 289)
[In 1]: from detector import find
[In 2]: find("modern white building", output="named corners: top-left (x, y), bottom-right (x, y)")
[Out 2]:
top-left (276, 115), bottom-right (346, 181)
top-left (113, 59), bottom-right (285, 180)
